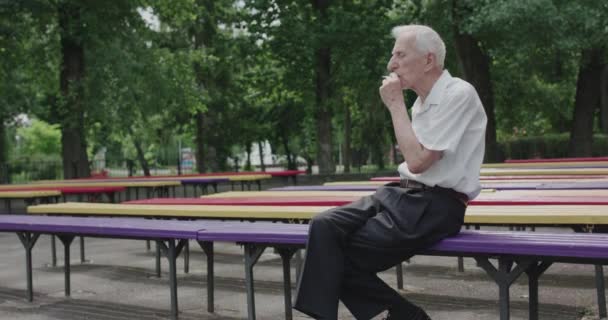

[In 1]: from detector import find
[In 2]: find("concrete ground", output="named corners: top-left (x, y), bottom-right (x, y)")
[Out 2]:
top-left (0, 226), bottom-right (604, 320)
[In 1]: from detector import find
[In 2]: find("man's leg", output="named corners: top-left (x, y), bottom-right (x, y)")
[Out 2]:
top-left (340, 261), bottom-right (428, 319)
top-left (294, 195), bottom-right (381, 320)
top-left (340, 188), bottom-right (465, 319)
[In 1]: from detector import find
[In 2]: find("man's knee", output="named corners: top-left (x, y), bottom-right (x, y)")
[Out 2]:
top-left (310, 210), bottom-right (336, 231)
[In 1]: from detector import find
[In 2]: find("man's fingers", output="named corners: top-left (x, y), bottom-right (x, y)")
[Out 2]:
top-left (381, 77), bottom-right (399, 88)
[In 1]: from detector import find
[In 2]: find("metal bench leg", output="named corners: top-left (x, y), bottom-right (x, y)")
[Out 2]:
top-left (278, 248), bottom-right (297, 320)
top-left (80, 236), bottom-right (87, 263)
top-left (458, 257), bottom-right (465, 272)
top-left (295, 250), bottom-right (303, 282)
top-left (595, 265), bottom-right (607, 319)
top-left (156, 241), bottom-right (162, 277)
top-left (184, 241), bottom-right (190, 274)
top-left (57, 235), bottom-right (75, 297)
top-left (168, 240), bottom-right (179, 320)
top-left (158, 239), bottom-right (187, 320)
top-left (51, 235), bottom-right (57, 267)
top-left (244, 244), bottom-right (266, 320)
top-left (475, 258), bottom-right (532, 320)
top-left (525, 261), bottom-right (552, 320)
top-left (17, 232), bottom-right (40, 302)
top-left (198, 241), bottom-right (214, 313)
top-left (395, 263), bottom-right (404, 289)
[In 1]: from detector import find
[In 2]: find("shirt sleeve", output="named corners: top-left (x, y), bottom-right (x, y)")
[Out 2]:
top-left (416, 84), bottom-right (480, 153)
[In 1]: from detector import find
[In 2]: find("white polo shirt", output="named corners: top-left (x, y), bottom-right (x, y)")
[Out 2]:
top-left (398, 70), bottom-right (487, 199)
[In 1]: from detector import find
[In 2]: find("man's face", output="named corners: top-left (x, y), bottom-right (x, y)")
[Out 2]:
top-left (387, 33), bottom-right (427, 90)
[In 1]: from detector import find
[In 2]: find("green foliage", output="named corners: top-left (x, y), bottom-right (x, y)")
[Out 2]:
top-left (2, 0), bottom-right (607, 175)
top-left (10, 119), bottom-right (62, 183)
top-left (14, 119), bottom-right (61, 158)
top-left (499, 133), bottom-right (608, 160)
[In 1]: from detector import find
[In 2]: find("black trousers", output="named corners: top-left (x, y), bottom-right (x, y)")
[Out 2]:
top-left (294, 186), bottom-right (466, 320)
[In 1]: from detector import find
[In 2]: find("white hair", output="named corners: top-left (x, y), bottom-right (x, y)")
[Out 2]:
top-left (391, 25), bottom-right (446, 68)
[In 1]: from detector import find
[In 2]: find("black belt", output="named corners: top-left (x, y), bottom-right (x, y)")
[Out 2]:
top-left (399, 179), bottom-right (469, 206)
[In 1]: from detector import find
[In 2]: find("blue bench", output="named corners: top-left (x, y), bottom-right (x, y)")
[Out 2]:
top-left (197, 223), bottom-right (608, 320)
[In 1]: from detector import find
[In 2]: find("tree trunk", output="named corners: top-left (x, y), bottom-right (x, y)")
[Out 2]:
top-left (281, 130), bottom-right (296, 170)
top-left (0, 119), bottom-right (7, 183)
top-left (599, 65), bottom-right (608, 134)
top-left (195, 111), bottom-right (207, 173)
top-left (195, 111), bottom-right (219, 172)
top-left (245, 143), bottom-right (252, 171)
top-left (312, 0), bottom-right (335, 174)
top-left (127, 126), bottom-right (150, 176)
top-left (452, 1), bottom-right (499, 163)
top-left (59, 3), bottom-right (90, 179)
top-left (305, 156), bottom-right (314, 174)
top-left (257, 141), bottom-right (266, 171)
top-left (342, 104), bottom-right (351, 173)
top-left (569, 48), bottom-right (605, 156)
top-left (133, 137), bottom-right (150, 176)
top-left (191, 1), bottom-right (217, 173)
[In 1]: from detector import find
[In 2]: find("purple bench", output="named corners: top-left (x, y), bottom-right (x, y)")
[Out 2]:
top-left (4, 215), bottom-right (608, 320)
top-left (0, 215), bottom-right (222, 320)
top-left (197, 224), bottom-right (608, 320)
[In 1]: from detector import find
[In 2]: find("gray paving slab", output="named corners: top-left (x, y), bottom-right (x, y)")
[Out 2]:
top-left (0, 227), bottom-right (604, 319)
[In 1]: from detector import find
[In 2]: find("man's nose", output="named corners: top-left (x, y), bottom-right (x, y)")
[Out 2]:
top-left (387, 57), bottom-right (396, 72)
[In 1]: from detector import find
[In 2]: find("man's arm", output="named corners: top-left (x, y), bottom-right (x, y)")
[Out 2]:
top-left (389, 107), bottom-right (442, 173)
top-left (380, 74), bottom-right (442, 174)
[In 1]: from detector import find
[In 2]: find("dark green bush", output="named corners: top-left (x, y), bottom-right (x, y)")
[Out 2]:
top-left (498, 133), bottom-right (608, 160)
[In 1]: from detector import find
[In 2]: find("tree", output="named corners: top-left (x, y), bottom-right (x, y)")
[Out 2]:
top-left (0, 1), bottom-right (59, 181)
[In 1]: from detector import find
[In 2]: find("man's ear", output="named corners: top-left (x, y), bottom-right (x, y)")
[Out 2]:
top-left (424, 53), bottom-right (436, 71)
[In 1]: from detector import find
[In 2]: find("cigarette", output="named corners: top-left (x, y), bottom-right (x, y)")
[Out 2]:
top-left (382, 72), bottom-right (397, 79)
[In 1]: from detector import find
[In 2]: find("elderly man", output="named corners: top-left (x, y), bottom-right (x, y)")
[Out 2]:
top-left (294, 25), bottom-right (487, 320)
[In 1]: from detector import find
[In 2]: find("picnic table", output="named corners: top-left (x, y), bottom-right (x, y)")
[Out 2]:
top-left (505, 157), bottom-right (608, 163)
top-left (480, 167), bottom-right (608, 176)
top-left (126, 194), bottom-right (608, 206)
top-left (370, 176), bottom-right (608, 182)
top-left (27, 201), bottom-right (608, 230)
top-left (0, 180), bottom-right (181, 201)
top-left (483, 161), bottom-right (608, 169)
top-left (271, 180), bottom-right (608, 191)
top-left (0, 190), bottom-right (61, 214)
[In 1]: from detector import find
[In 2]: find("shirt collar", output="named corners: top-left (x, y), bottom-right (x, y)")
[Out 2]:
top-left (424, 69), bottom-right (452, 106)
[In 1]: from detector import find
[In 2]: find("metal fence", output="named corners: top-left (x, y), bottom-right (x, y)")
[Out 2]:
top-left (0, 159), bottom-right (198, 183)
